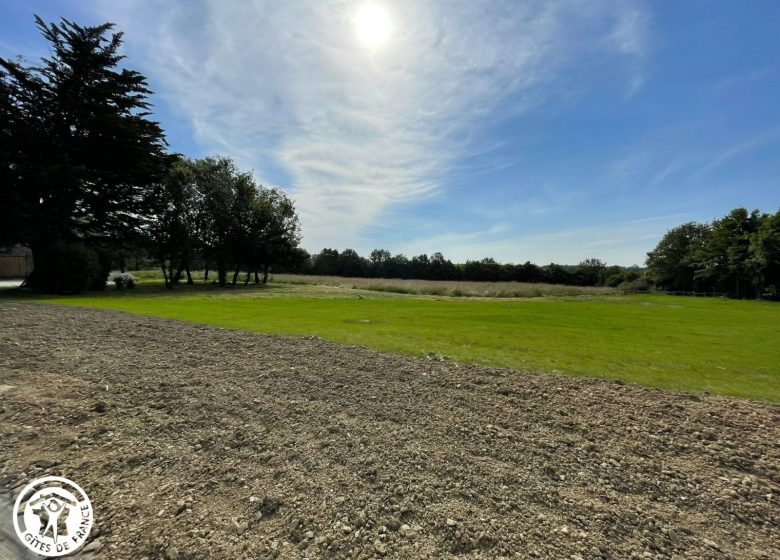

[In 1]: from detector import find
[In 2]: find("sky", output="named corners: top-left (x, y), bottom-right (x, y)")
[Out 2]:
top-left (1, 1), bottom-right (778, 266)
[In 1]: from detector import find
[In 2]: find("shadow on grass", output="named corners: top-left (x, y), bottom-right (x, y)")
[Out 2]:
top-left (0, 279), bottom-right (288, 300)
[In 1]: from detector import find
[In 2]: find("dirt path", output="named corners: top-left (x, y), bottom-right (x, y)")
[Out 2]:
top-left (0, 301), bottom-right (778, 559)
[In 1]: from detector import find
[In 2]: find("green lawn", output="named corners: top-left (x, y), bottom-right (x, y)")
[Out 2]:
top-left (24, 285), bottom-right (780, 401)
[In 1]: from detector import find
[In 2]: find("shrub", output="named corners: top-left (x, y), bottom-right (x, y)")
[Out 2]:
top-left (27, 242), bottom-right (104, 294)
top-left (109, 272), bottom-right (137, 290)
top-left (620, 277), bottom-right (652, 293)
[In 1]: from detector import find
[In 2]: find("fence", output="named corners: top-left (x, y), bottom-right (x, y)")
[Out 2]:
top-left (657, 291), bottom-right (728, 297)
top-left (580, 289), bottom-right (728, 298)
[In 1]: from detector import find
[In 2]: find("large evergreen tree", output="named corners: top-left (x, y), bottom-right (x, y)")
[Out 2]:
top-left (0, 17), bottom-right (167, 291)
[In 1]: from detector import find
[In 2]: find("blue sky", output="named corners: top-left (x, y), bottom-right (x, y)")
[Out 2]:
top-left (2, 1), bottom-right (778, 265)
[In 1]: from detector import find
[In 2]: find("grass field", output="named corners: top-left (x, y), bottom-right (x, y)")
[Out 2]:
top-left (15, 280), bottom-right (779, 402)
top-left (124, 270), bottom-right (621, 298)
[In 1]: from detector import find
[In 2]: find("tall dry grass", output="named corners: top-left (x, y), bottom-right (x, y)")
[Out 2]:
top-left (269, 274), bottom-right (619, 298)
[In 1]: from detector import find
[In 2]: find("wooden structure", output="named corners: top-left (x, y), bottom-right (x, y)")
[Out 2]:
top-left (0, 245), bottom-right (33, 278)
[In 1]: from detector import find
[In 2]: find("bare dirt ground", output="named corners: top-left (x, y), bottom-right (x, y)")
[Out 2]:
top-left (0, 301), bottom-right (778, 560)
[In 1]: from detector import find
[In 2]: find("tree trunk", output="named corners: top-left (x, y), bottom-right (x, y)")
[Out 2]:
top-left (232, 266), bottom-right (240, 285)
top-left (254, 269), bottom-right (260, 284)
top-left (262, 264), bottom-right (269, 284)
top-left (186, 267), bottom-right (194, 285)
top-left (119, 254), bottom-right (126, 273)
top-left (244, 270), bottom-right (251, 285)
top-left (161, 261), bottom-right (170, 289)
top-left (217, 257), bottom-right (227, 287)
top-left (204, 264), bottom-right (209, 281)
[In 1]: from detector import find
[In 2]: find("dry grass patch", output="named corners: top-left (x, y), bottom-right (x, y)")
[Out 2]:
top-left (270, 274), bottom-right (618, 298)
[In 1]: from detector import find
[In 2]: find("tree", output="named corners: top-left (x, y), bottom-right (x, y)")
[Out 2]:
top-left (312, 249), bottom-right (340, 276)
top-left (192, 157), bottom-right (240, 286)
top-left (576, 258), bottom-right (606, 286)
top-left (543, 264), bottom-right (575, 285)
top-left (410, 254), bottom-right (431, 279)
top-left (338, 249), bottom-right (367, 277)
top-left (511, 261), bottom-right (543, 283)
top-left (646, 222), bottom-right (710, 292)
top-left (228, 171), bottom-right (259, 284)
top-left (748, 209), bottom-right (780, 297)
top-left (429, 252), bottom-right (458, 280)
top-left (461, 258), bottom-right (501, 281)
top-left (386, 254), bottom-right (410, 278)
top-left (0, 17), bottom-right (167, 291)
top-left (693, 209), bottom-right (763, 298)
top-left (369, 249), bottom-right (391, 277)
top-left (253, 187), bottom-right (301, 283)
top-left (150, 156), bottom-right (199, 288)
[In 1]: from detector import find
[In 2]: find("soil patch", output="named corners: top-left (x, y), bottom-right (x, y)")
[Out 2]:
top-left (0, 302), bottom-right (778, 559)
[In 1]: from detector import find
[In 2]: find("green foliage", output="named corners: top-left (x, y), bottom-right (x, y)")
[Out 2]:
top-left (749, 210), bottom-right (780, 297)
top-left (42, 289), bottom-right (780, 401)
top-left (302, 249), bottom-right (635, 287)
top-left (646, 222), bottom-right (710, 291)
top-left (647, 208), bottom-right (780, 298)
top-left (693, 208), bottom-right (763, 298)
top-left (576, 258), bottom-right (606, 286)
top-left (148, 156), bottom-right (301, 288)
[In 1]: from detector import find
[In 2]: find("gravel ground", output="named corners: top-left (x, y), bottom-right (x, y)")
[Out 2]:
top-left (0, 301), bottom-right (778, 560)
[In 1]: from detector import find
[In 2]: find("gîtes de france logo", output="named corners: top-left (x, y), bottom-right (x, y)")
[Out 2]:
top-left (13, 476), bottom-right (94, 557)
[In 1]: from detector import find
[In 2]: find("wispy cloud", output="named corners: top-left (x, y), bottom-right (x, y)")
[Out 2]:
top-left (605, 2), bottom-right (651, 98)
top-left (691, 129), bottom-right (780, 180)
top-left (100, 0), bottom-right (651, 247)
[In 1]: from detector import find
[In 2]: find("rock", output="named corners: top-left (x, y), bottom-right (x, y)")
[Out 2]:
top-left (400, 523), bottom-right (420, 538)
top-left (231, 518), bottom-right (250, 535)
top-left (82, 538), bottom-right (103, 553)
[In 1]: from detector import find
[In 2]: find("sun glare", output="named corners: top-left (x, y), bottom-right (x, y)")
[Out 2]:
top-left (354, 3), bottom-right (392, 48)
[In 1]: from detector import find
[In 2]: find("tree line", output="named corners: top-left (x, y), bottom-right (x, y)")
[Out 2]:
top-left (290, 250), bottom-right (644, 288)
top-left (646, 207), bottom-right (780, 299)
top-left (0, 17), bottom-right (301, 292)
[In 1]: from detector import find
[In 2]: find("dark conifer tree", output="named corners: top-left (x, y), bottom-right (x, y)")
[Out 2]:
top-left (0, 17), bottom-right (167, 291)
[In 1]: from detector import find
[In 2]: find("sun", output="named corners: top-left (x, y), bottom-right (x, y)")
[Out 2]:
top-left (354, 3), bottom-right (392, 48)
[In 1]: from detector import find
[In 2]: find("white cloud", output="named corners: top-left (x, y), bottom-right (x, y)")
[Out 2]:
top-left (100, 0), bottom-right (650, 247)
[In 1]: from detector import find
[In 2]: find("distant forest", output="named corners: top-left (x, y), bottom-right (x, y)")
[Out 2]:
top-left (291, 206), bottom-right (780, 298)
top-left (292, 251), bottom-right (644, 290)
